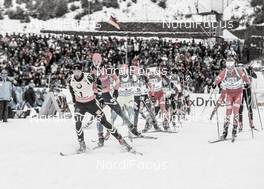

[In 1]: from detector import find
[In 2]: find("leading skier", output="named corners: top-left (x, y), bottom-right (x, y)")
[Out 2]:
top-left (68, 62), bottom-right (133, 153)
top-left (213, 58), bottom-right (250, 141)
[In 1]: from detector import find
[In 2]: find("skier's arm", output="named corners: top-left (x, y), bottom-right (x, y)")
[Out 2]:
top-left (86, 74), bottom-right (103, 106)
top-left (170, 82), bottom-right (179, 96)
top-left (161, 74), bottom-right (170, 85)
top-left (112, 72), bottom-right (120, 91)
top-left (94, 76), bottom-right (104, 107)
top-left (69, 81), bottom-right (76, 104)
top-left (251, 71), bottom-right (257, 79)
top-left (214, 69), bottom-right (225, 86)
top-left (240, 69), bottom-right (250, 84)
top-left (145, 77), bottom-right (154, 95)
top-left (95, 77), bottom-right (103, 98)
top-left (248, 67), bottom-right (257, 79)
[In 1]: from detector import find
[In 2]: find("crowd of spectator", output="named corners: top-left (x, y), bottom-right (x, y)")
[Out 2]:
top-left (0, 32), bottom-right (242, 96)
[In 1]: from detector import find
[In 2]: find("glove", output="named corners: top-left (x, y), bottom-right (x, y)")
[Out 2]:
top-left (150, 95), bottom-right (155, 103)
top-left (98, 96), bottom-right (104, 108)
top-left (113, 89), bottom-right (118, 99)
top-left (140, 96), bottom-right (145, 101)
top-left (244, 83), bottom-right (250, 88)
top-left (210, 109), bottom-right (216, 120)
top-left (96, 93), bottom-right (104, 108)
top-left (212, 83), bottom-right (216, 89)
top-left (73, 103), bottom-right (78, 111)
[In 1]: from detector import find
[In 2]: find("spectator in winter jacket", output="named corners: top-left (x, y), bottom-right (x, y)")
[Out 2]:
top-left (23, 82), bottom-right (36, 108)
top-left (0, 70), bottom-right (13, 122)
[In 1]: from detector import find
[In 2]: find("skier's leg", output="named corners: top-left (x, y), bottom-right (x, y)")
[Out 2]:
top-left (245, 88), bottom-right (254, 128)
top-left (107, 96), bottom-right (132, 126)
top-left (185, 95), bottom-right (191, 115)
top-left (74, 103), bottom-right (86, 152)
top-left (140, 110), bottom-right (147, 119)
top-left (110, 108), bottom-right (118, 125)
top-left (74, 113), bottom-right (85, 142)
top-left (104, 92), bottom-right (122, 118)
top-left (143, 95), bottom-right (160, 130)
top-left (140, 96), bottom-right (153, 133)
top-left (222, 94), bottom-right (233, 139)
top-left (154, 106), bottom-right (160, 116)
top-left (232, 92), bottom-right (243, 138)
top-left (88, 100), bottom-right (132, 151)
top-left (133, 96), bottom-right (141, 129)
top-left (171, 95), bottom-right (178, 127)
top-left (96, 122), bottom-right (104, 146)
top-left (158, 92), bottom-right (169, 130)
top-left (165, 96), bottom-right (172, 123)
top-left (94, 93), bottom-right (112, 146)
top-left (100, 109), bottom-right (117, 141)
top-left (170, 96), bottom-right (178, 125)
top-left (122, 97), bottom-right (134, 123)
top-left (176, 95), bottom-right (183, 122)
top-left (109, 95), bottom-right (141, 136)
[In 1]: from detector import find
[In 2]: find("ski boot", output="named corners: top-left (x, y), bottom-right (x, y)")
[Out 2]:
top-left (148, 119), bottom-right (162, 131)
top-left (118, 138), bottom-right (132, 152)
top-left (171, 113), bottom-right (178, 128)
top-left (97, 133), bottom-right (104, 147)
top-left (104, 130), bottom-right (111, 140)
top-left (155, 127), bottom-right (162, 132)
top-left (153, 122), bottom-right (162, 131)
top-left (142, 122), bottom-right (151, 133)
top-left (77, 140), bottom-right (87, 153)
top-left (238, 122), bottom-right (243, 133)
top-left (142, 128), bottom-right (149, 133)
top-left (172, 121), bottom-right (177, 128)
top-left (128, 124), bottom-right (142, 136)
top-left (220, 123), bottom-right (229, 140)
top-left (232, 125), bottom-right (238, 142)
top-left (163, 120), bottom-right (170, 131)
top-left (249, 119), bottom-right (258, 131)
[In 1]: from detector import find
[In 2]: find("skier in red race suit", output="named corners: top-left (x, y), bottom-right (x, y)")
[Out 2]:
top-left (213, 58), bottom-right (250, 140)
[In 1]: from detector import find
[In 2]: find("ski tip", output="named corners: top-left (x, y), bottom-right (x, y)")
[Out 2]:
top-left (59, 152), bottom-right (66, 156)
top-left (130, 150), bottom-right (143, 155)
top-left (92, 145), bottom-right (104, 150)
top-left (208, 138), bottom-right (233, 144)
top-left (208, 139), bottom-right (224, 143)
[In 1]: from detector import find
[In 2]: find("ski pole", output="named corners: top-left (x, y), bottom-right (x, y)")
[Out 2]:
top-left (252, 84), bottom-right (263, 130)
top-left (201, 87), bottom-right (216, 114)
top-left (214, 93), bottom-right (220, 139)
top-left (141, 96), bottom-right (158, 126)
top-left (244, 86), bottom-right (254, 138)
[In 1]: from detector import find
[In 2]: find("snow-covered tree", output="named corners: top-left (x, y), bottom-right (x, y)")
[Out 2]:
top-left (55, 0), bottom-right (69, 17)
top-left (4, 0), bottom-right (13, 8)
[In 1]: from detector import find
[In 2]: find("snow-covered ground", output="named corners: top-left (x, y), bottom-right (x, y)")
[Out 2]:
top-left (0, 102), bottom-right (263, 189)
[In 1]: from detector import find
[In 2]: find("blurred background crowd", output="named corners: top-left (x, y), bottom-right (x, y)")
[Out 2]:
top-left (0, 32), bottom-right (242, 115)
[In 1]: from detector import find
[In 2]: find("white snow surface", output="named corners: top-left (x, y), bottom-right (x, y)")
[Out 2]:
top-left (0, 103), bottom-right (264, 189)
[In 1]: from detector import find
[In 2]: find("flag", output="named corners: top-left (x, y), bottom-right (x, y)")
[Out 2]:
top-left (108, 16), bottom-right (120, 30)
